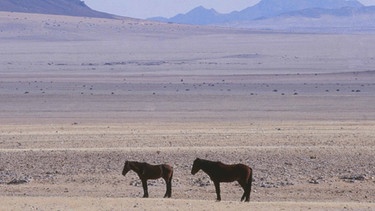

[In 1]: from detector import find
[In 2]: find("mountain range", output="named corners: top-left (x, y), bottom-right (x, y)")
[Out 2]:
top-left (0, 0), bottom-right (115, 19)
top-left (150, 0), bottom-right (375, 32)
top-left (1, 0), bottom-right (374, 32)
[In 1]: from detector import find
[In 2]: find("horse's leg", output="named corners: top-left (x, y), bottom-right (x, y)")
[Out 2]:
top-left (164, 178), bottom-right (172, 198)
top-left (239, 180), bottom-right (246, 202)
top-left (164, 178), bottom-right (169, 198)
top-left (213, 181), bottom-right (221, 202)
top-left (141, 179), bottom-right (149, 198)
top-left (168, 176), bottom-right (172, 198)
top-left (243, 186), bottom-right (250, 202)
top-left (162, 177), bottom-right (171, 198)
top-left (245, 189), bottom-right (250, 202)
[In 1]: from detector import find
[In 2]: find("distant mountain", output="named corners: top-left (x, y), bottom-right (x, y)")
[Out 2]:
top-left (229, 0), bottom-right (363, 21)
top-left (151, 0), bottom-right (364, 25)
top-left (0, 0), bottom-right (115, 19)
top-left (280, 5), bottom-right (375, 18)
top-left (152, 6), bottom-right (225, 25)
top-left (232, 6), bottom-right (375, 33)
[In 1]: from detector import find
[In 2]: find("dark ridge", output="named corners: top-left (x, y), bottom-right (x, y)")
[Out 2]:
top-left (0, 0), bottom-right (116, 19)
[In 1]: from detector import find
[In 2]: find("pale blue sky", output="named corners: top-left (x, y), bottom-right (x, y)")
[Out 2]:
top-left (84, 0), bottom-right (375, 19)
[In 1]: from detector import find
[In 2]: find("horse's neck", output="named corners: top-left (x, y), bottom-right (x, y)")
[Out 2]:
top-left (200, 160), bottom-right (217, 174)
top-left (130, 162), bottom-right (143, 174)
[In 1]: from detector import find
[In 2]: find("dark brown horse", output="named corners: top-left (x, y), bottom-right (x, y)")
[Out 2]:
top-left (191, 158), bottom-right (253, 202)
top-left (122, 161), bottom-right (173, 198)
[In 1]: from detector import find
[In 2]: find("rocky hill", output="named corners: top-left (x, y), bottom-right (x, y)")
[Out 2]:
top-left (0, 0), bottom-right (115, 18)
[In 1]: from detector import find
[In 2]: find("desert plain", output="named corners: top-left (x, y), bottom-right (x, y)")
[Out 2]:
top-left (0, 12), bottom-right (375, 210)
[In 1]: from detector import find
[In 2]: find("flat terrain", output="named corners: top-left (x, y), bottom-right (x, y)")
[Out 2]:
top-left (0, 12), bottom-right (374, 210)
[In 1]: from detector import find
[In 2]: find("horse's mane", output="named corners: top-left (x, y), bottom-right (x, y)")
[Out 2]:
top-left (129, 161), bottom-right (146, 165)
top-left (199, 158), bottom-right (223, 165)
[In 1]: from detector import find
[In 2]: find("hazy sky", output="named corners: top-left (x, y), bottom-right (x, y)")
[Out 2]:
top-left (84, 0), bottom-right (375, 19)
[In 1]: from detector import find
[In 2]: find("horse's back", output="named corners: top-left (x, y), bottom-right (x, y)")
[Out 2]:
top-left (150, 163), bottom-right (173, 176)
top-left (208, 162), bottom-right (249, 182)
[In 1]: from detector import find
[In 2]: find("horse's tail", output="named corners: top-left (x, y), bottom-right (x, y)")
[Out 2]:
top-left (249, 167), bottom-right (253, 188)
top-left (247, 167), bottom-right (253, 201)
top-left (169, 165), bottom-right (174, 180)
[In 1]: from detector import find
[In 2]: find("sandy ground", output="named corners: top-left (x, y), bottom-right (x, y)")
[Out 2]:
top-left (0, 12), bottom-right (375, 210)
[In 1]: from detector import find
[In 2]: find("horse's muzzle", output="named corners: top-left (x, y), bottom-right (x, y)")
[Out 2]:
top-left (191, 169), bottom-right (198, 175)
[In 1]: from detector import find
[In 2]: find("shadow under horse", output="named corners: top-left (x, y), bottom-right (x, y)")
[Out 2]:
top-left (191, 158), bottom-right (253, 202)
top-left (122, 161), bottom-right (173, 198)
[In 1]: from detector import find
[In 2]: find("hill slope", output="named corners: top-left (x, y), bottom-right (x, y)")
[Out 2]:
top-left (0, 0), bottom-right (115, 18)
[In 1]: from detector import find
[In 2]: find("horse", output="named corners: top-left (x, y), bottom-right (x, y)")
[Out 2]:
top-left (191, 158), bottom-right (253, 202)
top-left (122, 161), bottom-right (173, 198)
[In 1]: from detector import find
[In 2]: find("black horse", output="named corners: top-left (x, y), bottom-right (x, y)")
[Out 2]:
top-left (122, 161), bottom-right (173, 198)
top-left (191, 158), bottom-right (253, 202)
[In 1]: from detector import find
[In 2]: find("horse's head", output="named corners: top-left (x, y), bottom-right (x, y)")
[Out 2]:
top-left (191, 158), bottom-right (201, 175)
top-left (122, 161), bottom-right (131, 176)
